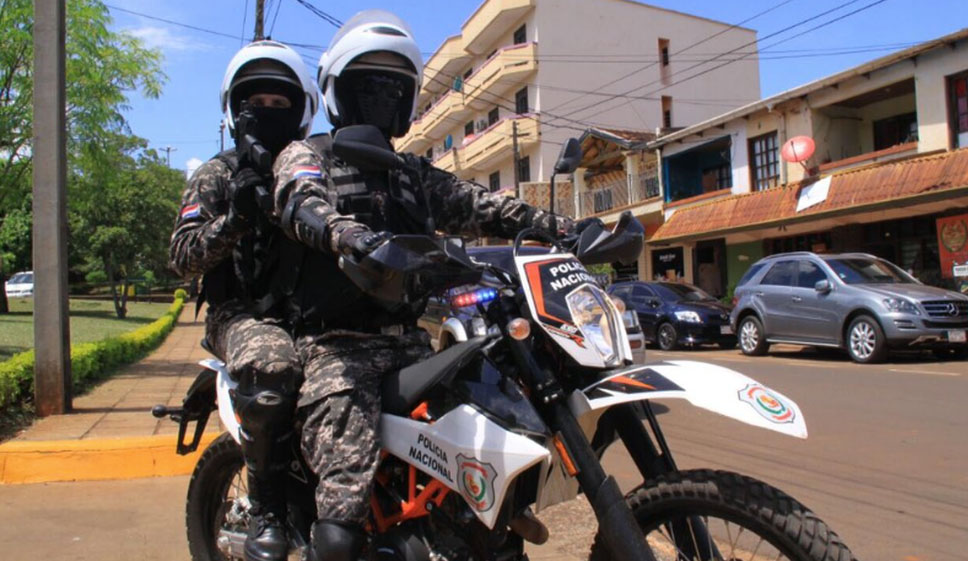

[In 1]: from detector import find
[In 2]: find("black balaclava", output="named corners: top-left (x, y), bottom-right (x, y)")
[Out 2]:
top-left (333, 69), bottom-right (413, 139)
top-left (231, 78), bottom-right (305, 156)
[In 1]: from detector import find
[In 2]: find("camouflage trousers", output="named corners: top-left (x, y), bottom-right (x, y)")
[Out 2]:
top-left (296, 329), bottom-right (432, 525)
top-left (205, 301), bottom-right (301, 396)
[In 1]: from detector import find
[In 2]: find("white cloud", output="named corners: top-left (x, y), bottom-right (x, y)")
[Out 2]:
top-left (185, 157), bottom-right (203, 179)
top-left (124, 26), bottom-right (212, 53)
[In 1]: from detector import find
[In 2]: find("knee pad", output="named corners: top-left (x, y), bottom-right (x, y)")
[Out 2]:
top-left (310, 520), bottom-right (365, 561)
top-left (234, 389), bottom-right (297, 474)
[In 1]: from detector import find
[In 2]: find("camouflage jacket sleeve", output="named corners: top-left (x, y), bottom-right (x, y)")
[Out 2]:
top-left (168, 158), bottom-right (249, 278)
top-left (270, 140), bottom-right (365, 254)
top-left (403, 154), bottom-right (574, 240)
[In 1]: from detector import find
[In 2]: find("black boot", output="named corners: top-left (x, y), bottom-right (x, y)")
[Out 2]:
top-left (235, 389), bottom-right (297, 561)
top-left (309, 520), bottom-right (365, 561)
top-left (244, 469), bottom-right (290, 561)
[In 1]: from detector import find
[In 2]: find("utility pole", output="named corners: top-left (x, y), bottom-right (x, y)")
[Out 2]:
top-left (512, 120), bottom-right (520, 199)
top-left (32, 0), bottom-right (71, 416)
top-left (163, 145), bottom-right (177, 168)
top-left (219, 121), bottom-right (225, 152)
top-left (254, 0), bottom-right (265, 40)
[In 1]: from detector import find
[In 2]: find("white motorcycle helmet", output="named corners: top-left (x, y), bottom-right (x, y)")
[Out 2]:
top-left (317, 10), bottom-right (423, 138)
top-left (220, 40), bottom-right (318, 141)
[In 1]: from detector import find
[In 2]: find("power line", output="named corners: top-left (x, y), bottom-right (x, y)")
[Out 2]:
top-left (293, 0), bottom-right (342, 28)
top-left (570, 0), bottom-right (891, 125)
top-left (269, 0), bottom-right (284, 37)
top-left (240, 0), bottom-right (249, 45)
top-left (543, 0), bottom-right (799, 116)
top-left (551, 0), bottom-right (868, 123)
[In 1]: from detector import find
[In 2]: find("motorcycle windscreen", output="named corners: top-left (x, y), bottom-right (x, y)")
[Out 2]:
top-left (516, 252), bottom-right (631, 369)
top-left (570, 360), bottom-right (808, 439)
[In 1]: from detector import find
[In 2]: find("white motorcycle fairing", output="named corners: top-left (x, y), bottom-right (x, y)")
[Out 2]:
top-left (380, 404), bottom-right (551, 529)
top-left (203, 358), bottom-right (243, 445)
top-left (569, 360), bottom-right (808, 439)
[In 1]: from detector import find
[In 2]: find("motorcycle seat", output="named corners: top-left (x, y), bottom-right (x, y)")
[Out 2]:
top-left (382, 336), bottom-right (489, 416)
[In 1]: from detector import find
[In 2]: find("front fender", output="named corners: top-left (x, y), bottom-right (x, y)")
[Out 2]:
top-left (568, 360), bottom-right (807, 439)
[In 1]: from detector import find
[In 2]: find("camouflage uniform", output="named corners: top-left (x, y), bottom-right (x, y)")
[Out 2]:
top-left (269, 138), bottom-right (572, 525)
top-left (168, 154), bottom-right (301, 399)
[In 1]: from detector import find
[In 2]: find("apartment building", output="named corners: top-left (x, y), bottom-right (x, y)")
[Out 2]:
top-left (395, 0), bottom-right (761, 205)
top-left (640, 29), bottom-right (968, 297)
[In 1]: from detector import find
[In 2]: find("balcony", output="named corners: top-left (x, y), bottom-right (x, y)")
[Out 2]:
top-left (433, 147), bottom-right (461, 174)
top-left (396, 91), bottom-right (472, 153)
top-left (464, 43), bottom-right (537, 111)
top-left (463, 115), bottom-right (539, 171)
top-left (461, 0), bottom-right (535, 55)
top-left (577, 173), bottom-right (661, 219)
top-left (421, 35), bottom-right (472, 106)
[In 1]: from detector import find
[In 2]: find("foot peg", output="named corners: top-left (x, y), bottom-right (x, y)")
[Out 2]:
top-left (510, 508), bottom-right (549, 545)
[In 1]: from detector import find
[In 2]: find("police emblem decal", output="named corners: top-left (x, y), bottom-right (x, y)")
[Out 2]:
top-left (738, 383), bottom-right (795, 424)
top-left (456, 454), bottom-right (498, 512)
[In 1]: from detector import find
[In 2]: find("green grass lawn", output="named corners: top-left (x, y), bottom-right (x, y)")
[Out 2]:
top-left (0, 298), bottom-right (171, 362)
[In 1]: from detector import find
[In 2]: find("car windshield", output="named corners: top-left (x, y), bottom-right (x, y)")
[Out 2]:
top-left (8, 273), bottom-right (31, 284)
top-left (824, 258), bottom-right (916, 284)
top-left (657, 282), bottom-right (715, 302)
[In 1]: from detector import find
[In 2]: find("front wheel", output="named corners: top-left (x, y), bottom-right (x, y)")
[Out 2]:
top-left (589, 469), bottom-right (856, 561)
top-left (656, 322), bottom-right (679, 351)
top-left (738, 316), bottom-right (769, 356)
top-left (186, 432), bottom-right (247, 561)
top-left (846, 315), bottom-right (886, 364)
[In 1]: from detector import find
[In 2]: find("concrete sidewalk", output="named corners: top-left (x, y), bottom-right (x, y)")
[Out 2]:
top-left (0, 304), bottom-right (220, 484)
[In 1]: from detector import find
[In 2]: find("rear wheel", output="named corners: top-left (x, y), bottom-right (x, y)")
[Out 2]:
top-left (589, 469), bottom-right (856, 561)
top-left (846, 315), bottom-right (886, 364)
top-left (657, 323), bottom-right (679, 351)
top-left (738, 316), bottom-right (769, 356)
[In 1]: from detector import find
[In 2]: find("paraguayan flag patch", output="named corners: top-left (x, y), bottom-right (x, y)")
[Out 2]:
top-left (180, 203), bottom-right (201, 219)
top-left (293, 165), bottom-right (322, 179)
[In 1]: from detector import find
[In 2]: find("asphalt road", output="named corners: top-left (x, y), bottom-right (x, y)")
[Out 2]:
top-left (1, 346), bottom-right (964, 561)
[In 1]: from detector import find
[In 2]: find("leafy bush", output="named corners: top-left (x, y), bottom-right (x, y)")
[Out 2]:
top-left (0, 292), bottom-right (186, 409)
top-left (174, 288), bottom-right (188, 301)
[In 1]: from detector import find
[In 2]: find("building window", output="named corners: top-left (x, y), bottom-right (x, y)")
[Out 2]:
top-left (488, 107), bottom-right (499, 126)
top-left (425, 149), bottom-right (433, 160)
top-left (463, 67), bottom-right (473, 80)
top-left (951, 72), bottom-right (968, 148)
top-left (464, 121), bottom-right (474, 138)
top-left (749, 132), bottom-right (779, 191)
top-left (517, 156), bottom-right (530, 183)
top-left (513, 24), bottom-right (526, 45)
top-left (488, 171), bottom-right (501, 192)
top-left (873, 112), bottom-right (918, 151)
top-left (701, 164), bottom-right (731, 192)
top-left (658, 38), bottom-right (670, 66)
top-left (515, 87), bottom-right (528, 115)
top-left (661, 96), bottom-right (672, 128)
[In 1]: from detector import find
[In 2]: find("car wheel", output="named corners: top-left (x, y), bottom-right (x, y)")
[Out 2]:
top-left (846, 315), bottom-right (887, 364)
top-left (738, 316), bottom-right (769, 356)
top-left (656, 322), bottom-right (679, 351)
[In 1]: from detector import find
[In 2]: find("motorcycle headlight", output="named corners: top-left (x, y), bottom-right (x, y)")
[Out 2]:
top-left (674, 310), bottom-right (702, 323)
top-left (883, 297), bottom-right (919, 315)
top-left (566, 285), bottom-right (623, 366)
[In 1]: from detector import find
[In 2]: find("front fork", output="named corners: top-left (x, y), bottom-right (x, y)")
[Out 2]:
top-left (505, 337), bottom-right (658, 561)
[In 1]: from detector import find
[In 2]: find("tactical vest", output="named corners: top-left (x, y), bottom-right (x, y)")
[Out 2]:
top-left (275, 134), bottom-right (436, 329)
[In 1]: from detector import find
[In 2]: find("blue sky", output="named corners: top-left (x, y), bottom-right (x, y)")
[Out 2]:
top-left (106, 0), bottom-right (968, 172)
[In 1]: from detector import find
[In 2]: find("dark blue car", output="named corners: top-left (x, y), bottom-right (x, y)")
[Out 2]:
top-left (608, 281), bottom-right (736, 351)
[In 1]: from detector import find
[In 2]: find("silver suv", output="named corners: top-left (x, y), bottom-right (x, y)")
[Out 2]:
top-left (730, 252), bottom-right (968, 363)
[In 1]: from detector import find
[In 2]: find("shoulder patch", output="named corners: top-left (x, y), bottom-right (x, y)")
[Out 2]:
top-left (180, 203), bottom-right (201, 219)
top-left (293, 165), bottom-right (322, 179)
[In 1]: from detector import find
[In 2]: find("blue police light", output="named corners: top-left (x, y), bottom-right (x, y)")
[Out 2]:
top-left (451, 288), bottom-right (498, 308)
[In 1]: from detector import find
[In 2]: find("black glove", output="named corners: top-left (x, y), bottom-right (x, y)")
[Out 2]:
top-left (560, 217), bottom-right (605, 248)
top-left (226, 168), bottom-right (264, 226)
top-left (337, 227), bottom-right (392, 260)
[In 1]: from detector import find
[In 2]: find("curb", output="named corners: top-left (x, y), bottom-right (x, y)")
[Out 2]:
top-left (0, 433), bottom-right (220, 485)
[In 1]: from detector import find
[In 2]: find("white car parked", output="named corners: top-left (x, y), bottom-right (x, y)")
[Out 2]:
top-left (5, 271), bottom-right (34, 298)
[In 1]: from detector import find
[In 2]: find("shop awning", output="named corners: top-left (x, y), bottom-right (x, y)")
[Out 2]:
top-left (650, 148), bottom-right (968, 243)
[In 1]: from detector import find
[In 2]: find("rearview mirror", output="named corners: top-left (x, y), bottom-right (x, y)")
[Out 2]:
top-left (553, 138), bottom-right (582, 175)
top-left (575, 211), bottom-right (644, 265)
top-left (814, 279), bottom-right (832, 293)
top-left (332, 125), bottom-right (403, 172)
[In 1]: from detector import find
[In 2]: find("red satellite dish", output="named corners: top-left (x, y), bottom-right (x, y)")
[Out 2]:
top-left (781, 136), bottom-right (815, 163)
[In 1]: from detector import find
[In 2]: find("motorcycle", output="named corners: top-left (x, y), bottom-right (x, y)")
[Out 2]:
top-left (155, 126), bottom-right (856, 561)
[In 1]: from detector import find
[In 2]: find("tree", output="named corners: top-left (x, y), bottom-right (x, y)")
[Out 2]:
top-left (0, 0), bottom-right (165, 311)
top-left (72, 135), bottom-right (182, 318)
